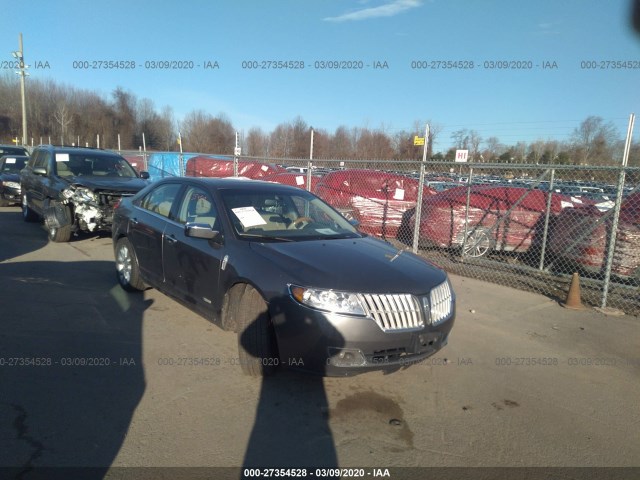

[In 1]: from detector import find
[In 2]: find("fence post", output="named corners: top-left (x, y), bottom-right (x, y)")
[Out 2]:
top-left (412, 124), bottom-right (429, 253)
top-left (538, 168), bottom-right (556, 270)
top-left (306, 129), bottom-right (314, 191)
top-left (460, 167), bottom-right (474, 258)
top-left (601, 113), bottom-right (635, 308)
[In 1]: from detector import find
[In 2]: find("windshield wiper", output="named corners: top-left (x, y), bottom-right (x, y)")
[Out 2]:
top-left (238, 232), bottom-right (295, 242)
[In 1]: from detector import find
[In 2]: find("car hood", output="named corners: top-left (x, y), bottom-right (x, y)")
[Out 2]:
top-left (0, 173), bottom-right (20, 182)
top-left (64, 176), bottom-right (148, 193)
top-left (250, 237), bottom-right (447, 294)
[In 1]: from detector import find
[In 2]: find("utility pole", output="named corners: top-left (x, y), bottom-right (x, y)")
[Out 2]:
top-left (12, 33), bottom-right (29, 146)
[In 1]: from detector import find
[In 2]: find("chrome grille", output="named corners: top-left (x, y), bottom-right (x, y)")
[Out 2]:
top-left (360, 293), bottom-right (424, 332)
top-left (428, 281), bottom-right (454, 325)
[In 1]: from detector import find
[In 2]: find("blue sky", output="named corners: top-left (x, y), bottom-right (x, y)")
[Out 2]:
top-left (2, 0), bottom-right (639, 152)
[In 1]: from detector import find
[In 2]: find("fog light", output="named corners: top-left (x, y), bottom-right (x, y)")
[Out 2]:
top-left (327, 348), bottom-right (366, 367)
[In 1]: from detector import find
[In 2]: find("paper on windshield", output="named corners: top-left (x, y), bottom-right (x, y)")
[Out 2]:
top-left (55, 153), bottom-right (70, 162)
top-left (232, 206), bottom-right (267, 228)
top-left (5, 158), bottom-right (16, 164)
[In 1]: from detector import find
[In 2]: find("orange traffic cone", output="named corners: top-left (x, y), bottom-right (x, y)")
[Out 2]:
top-left (561, 272), bottom-right (586, 310)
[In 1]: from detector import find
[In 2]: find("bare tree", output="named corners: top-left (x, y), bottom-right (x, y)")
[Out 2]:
top-left (246, 127), bottom-right (268, 157)
top-left (468, 130), bottom-right (482, 161)
top-left (570, 116), bottom-right (619, 165)
top-left (54, 104), bottom-right (73, 145)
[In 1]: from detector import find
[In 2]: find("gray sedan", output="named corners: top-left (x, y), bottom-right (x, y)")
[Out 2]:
top-left (112, 177), bottom-right (455, 376)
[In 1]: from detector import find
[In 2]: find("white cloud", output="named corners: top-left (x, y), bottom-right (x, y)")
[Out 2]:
top-left (324, 0), bottom-right (422, 22)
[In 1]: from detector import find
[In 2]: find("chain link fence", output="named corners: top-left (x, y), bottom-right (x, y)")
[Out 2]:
top-left (116, 149), bottom-right (640, 316)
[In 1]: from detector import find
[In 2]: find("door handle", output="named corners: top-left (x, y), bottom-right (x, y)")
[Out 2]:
top-left (131, 217), bottom-right (139, 225)
top-left (165, 235), bottom-right (177, 244)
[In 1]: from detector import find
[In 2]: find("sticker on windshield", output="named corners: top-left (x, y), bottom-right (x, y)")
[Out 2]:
top-left (315, 228), bottom-right (338, 235)
top-left (55, 153), bottom-right (70, 162)
top-left (5, 158), bottom-right (16, 164)
top-left (295, 175), bottom-right (305, 186)
top-left (232, 206), bottom-right (267, 228)
top-left (393, 188), bottom-right (405, 200)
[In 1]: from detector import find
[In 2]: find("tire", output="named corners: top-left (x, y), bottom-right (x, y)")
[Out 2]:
top-left (45, 202), bottom-right (73, 243)
top-left (237, 286), bottom-right (278, 377)
top-left (115, 237), bottom-right (146, 292)
top-left (462, 228), bottom-right (494, 258)
top-left (22, 193), bottom-right (38, 222)
top-left (48, 223), bottom-right (72, 243)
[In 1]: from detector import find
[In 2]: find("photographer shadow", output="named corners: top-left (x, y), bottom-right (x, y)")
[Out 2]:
top-left (239, 294), bottom-right (344, 475)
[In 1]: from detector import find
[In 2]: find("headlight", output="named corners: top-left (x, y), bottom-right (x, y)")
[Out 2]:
top-left (2, 181), bottom-right (20, 189)
top-left (76, 188), bottom-right (98, 203)
top-left (290, 285), bottom-right (366, 316)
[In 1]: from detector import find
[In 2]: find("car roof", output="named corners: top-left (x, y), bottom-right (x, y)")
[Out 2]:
top-left (156, 176), bottom-right (308, 193)
top-left (34, 145), bottom-right (123, 156)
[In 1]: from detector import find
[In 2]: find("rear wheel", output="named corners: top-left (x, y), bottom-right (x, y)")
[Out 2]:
top-left (237, 286), bottom-right (278, 377)
top-left (115, 237), bottom-right (146, 291)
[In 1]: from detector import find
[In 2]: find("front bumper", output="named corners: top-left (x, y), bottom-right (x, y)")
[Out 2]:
top-left (271, 298), bottom-right (455, 376)
top-left (1, 187), bottom-right (21, 203)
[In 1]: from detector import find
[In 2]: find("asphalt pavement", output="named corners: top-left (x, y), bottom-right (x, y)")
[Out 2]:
top-left (0, 206), bottom-right (638, 480)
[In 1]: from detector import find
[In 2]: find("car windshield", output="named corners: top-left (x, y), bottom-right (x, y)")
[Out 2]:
top-left (55, 153), bottom-right (138, 178)
top-left (0, 157), bottom-right (27, 173)
top-left (220, 188), bottom-right (362, 242)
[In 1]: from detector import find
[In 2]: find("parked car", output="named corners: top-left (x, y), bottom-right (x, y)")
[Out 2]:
top-left (112, 177), bottom-right (455, 376)
top-left (407, 185), bottom-right (587, 257)
top-left (20, 145), bottom-right (150, 242)
top-left (314, 169), bottom-right (437, 239)
top-left (186, 155), bottom-right (286, 179)
top-left (548, 192), bottom-right (640, 280)
top-left (262, 172), bottom-right (323, 191)
top-left (0, 144), bottom-right (29, 157)
top-left (0, 155), bottom-right (29, 206)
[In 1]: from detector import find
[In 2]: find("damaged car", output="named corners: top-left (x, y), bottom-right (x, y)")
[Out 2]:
top-left (20, 145), bottom-right (149, 242)
top-left (0, 155), bottom-right (29, 207)
top-left (113, 177), bottom-right (455, 377)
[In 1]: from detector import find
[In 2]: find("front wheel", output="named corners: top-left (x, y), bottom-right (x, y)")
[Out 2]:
top-left (115, 237), bottom-right (146, 291)
top-left (462, 228), bottom-right (494, 258)
top-left (46, 203), bottom-right (72, 243)
top-left (237, 286), bottom-right (278, 377)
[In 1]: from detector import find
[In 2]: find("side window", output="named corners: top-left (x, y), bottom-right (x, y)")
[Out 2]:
top-left (176, 186), bottom-right (218, 229)
top-left (139, 183), bottom-right (183, 219)
top-left (32, 150), bottom-right (48, 169)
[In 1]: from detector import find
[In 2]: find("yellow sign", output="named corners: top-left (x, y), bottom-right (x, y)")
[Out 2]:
top-left (413, 136), bottom-right (425, 146)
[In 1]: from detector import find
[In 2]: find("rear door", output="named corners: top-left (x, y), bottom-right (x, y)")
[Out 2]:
top-left (128, 182), bottom-right (183, 287)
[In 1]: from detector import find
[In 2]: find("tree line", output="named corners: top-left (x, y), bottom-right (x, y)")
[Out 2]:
top-left (0, 74), bottom-right (637, 166)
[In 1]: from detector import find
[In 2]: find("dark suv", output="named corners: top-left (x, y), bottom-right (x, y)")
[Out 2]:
top-left (0, 144), bottom-right (29, 157)
top-left (21, 145), bottom-right (150, 242)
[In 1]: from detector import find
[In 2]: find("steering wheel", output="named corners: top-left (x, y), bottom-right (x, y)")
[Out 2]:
top-left (292, 216), bottom-right (313, 229)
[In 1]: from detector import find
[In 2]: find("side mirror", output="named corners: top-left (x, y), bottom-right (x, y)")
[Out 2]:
top-left (139, 171), bottom-right (150, 179)
top-left (33, 167), bottom-right (47, 176)
top-left (185, 222), bottom-right (221, 241)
